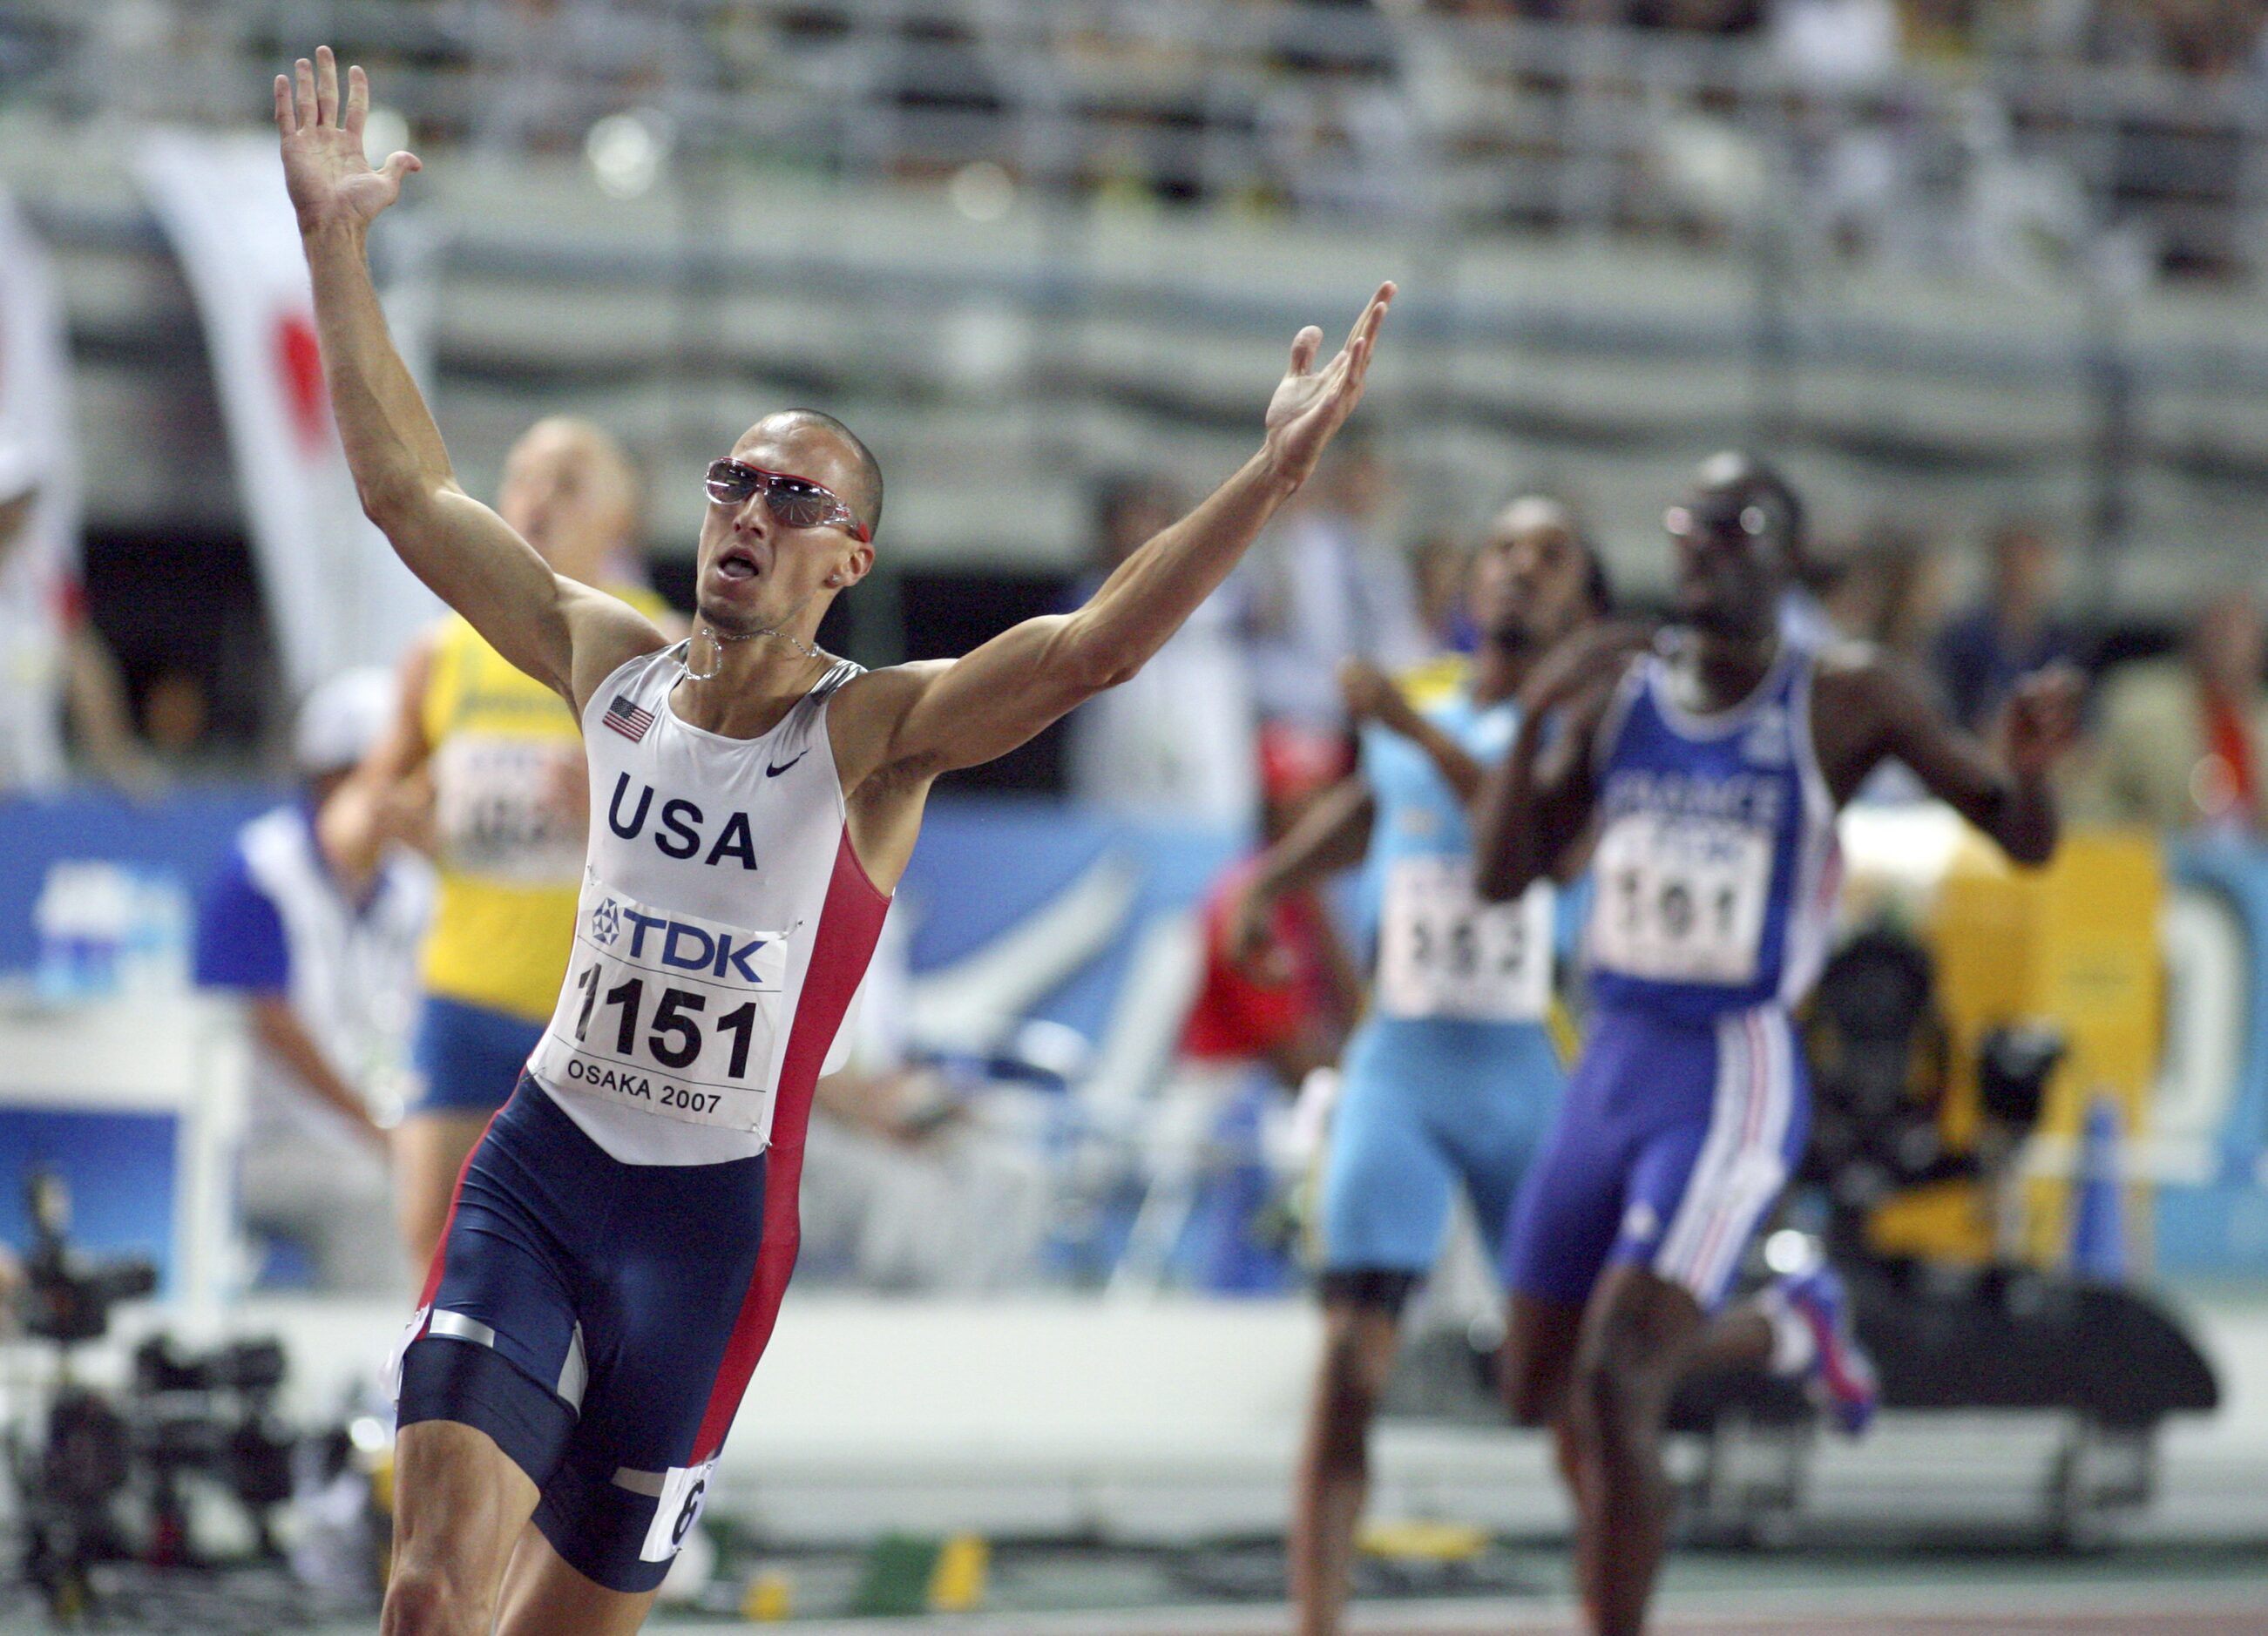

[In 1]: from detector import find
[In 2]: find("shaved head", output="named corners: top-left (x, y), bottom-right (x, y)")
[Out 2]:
top-left (755, 409), bottom-right (884, 541)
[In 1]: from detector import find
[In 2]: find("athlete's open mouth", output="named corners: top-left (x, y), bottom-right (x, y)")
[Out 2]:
top-left (717, 544), bottom-right (760, 582)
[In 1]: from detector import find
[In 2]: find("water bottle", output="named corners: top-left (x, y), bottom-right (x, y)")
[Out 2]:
top-left (122, 869), bottom-right (192, 996)
top-left (78, 864), bottom-right (131, 999)
top-left (32, 862), bottom-right (133, 1003)
top-left (33, 862), bottom-right (87, 1003)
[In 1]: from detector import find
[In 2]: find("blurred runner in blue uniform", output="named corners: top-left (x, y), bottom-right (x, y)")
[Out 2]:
top-left (1478, 452), bottom-right (2082, 1636)
top-left (1229, 497), bottom-right (1607, 1636)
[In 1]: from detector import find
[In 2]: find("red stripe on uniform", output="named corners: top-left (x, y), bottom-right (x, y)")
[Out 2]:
top-left (414, 1105), bottom-right (504, 1311)
top-left (691, 831), bottom-right (890, 1462)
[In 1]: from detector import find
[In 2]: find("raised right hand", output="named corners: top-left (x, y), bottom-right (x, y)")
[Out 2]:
top-left (275, 45), bottom-right (421, 237)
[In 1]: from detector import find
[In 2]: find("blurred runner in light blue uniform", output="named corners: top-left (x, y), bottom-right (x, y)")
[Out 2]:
top-left (1228, 497), bottom-right (1608, 1636)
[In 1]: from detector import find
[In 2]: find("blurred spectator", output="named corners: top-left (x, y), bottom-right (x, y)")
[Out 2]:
top-left (1933, 518), bottom-right (2077, 733)
top-left (1828, 523), bottom-right (1952, 665)
top-left (2071, 587), bottom-right (2268, 837)
top-left (194, 669), bottom-right (433, 1292)
top-left (1181, 730), bottom-right (1363, 1091)
top-left (1241, 439), bottom-right (1429, 732)
top-left (1259, 35), bottom-right (1420, 220)
top-left (1771, 0), bottom-right (1902, 90)
top-left (798, 914), bottom-right (1051, 1292)
top-left (1066, 472), bottom-right (1262, 834)
top-left (0, 444), bottom-right (156, 794)
top-left (1772, 0), bottom-right (1909, 259)
top-left (469, 0), bottom-right (671, 155)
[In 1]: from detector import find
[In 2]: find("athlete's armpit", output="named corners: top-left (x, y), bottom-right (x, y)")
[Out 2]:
top-left (558, 585), bottom-right (674, 718)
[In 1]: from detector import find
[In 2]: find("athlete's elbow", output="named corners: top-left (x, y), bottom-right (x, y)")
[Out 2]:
top-left (1053, 623), bottom-right (1144, 698)
top-left (355, 471), bottom-right (428, 536)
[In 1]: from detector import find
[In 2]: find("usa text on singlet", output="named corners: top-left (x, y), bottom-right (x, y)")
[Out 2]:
top-left (525, 646), bottom-right (881, 1151)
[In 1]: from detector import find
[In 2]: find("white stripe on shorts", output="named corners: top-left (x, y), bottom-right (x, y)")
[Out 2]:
top-left (1652, 1007), bottom-right (1795, 1308)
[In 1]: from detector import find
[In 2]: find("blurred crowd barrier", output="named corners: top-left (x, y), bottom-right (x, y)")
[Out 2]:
top-left (2, 784), bottom-right (2266, 1308)
top-left (12, 2), bottom-right (2267, 277)
top-left (8, 3), bottom-right (2268, 625)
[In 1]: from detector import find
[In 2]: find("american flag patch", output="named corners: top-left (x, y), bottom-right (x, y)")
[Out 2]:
top-left (604, 693), bottom-right (655, 743)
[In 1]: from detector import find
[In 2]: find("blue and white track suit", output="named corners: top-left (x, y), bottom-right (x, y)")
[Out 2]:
top-left (1503, 642), bottom-right (1839, 1313)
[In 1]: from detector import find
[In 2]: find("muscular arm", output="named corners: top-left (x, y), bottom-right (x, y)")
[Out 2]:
top-left (1815, 652), bottom-right (2074, 867)
top-left (1340, 660), bottom-right (1486, 804)
top-left (1255, 781), bottom-right (1377, 902)
top-left (844, 451), bottom-right (1311, 781)
top-left (1473, 704), bottom-right (1600, 902)
top-left (853, 285), bottom-right (1389, 779)
top-left (829, 282), bottom-right (1393, 885)
top-left (281, 51), bottom-right (660, 708)
top-left (62, 625), bottom-right (162, 792)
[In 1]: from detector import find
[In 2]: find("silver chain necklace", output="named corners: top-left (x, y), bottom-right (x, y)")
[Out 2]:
top-left (682, 621), bottom-right (826, 682)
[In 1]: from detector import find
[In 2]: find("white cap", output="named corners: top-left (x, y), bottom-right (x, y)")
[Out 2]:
top-left (293, 666), bottom-right (394, 774)
top-left (0, 441), bottom-right (39, 505)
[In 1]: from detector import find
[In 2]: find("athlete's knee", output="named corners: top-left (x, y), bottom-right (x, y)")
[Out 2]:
top-left (1500, 1295), bottom-right (1581, 1428)
top-left (1317, 1322), bottom-right (1391, 1421)
top-left (381, 1559), bottom-right (489, 1636)
top-left (1313, 1306), bottom-right (1399, 1464)
top-left (1500, 1352), bottom-right (1556, 1428)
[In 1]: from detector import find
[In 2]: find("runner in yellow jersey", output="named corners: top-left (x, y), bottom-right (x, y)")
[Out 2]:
top-left (322, 416), bottom-right (675, 1276)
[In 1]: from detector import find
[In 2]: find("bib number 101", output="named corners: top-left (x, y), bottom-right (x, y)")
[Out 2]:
top-left (571, 965), bottom-right (761, 1079)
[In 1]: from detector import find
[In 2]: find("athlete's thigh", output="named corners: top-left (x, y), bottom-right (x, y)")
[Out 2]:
top-left (497, 1524), bottom-right (660, 1636)
top-left (1439, 1027), bottom-right (1565, 1255)
top-left (529, 1144), bottom-right (771, 1599)
top-left (1575, 1259), bottom-right (1707, 1392)
top-left (389, 1418), bottom-right (540, 1619)
top-left (396, 1085), bottom-right (596, 1508)
top-left (1498, 1048), bottom-right (1630, 1312)
top-left (1314, 1295), bottom-right (1406, 1405)
top-left (1317, 1068), bottom-right (1456, 1276)
top-left (1610, 1007), bottom-right (1804, 1315)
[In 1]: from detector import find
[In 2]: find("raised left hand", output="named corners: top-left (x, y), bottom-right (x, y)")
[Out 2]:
top-left (2000, 663), bottom-right (2085, 779)
top-left (274, 46), bottom-right (422, 238)
top-left (1261, 282), bottom-right (1395, 490)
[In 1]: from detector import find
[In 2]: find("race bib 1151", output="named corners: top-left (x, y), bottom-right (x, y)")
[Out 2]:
top-left (529, 877), bottom-right (788, 1134)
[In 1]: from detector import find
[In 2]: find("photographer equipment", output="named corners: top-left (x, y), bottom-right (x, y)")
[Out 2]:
top-left (5, 1171), bottom-right (315, 1624)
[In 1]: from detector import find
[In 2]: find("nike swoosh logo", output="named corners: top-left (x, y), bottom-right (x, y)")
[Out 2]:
top-left (766, 750), bottom-right (809, 778)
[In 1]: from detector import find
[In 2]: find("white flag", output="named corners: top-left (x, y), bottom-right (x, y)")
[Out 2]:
top-left (0, 187), bottom-right (84, 790)
top-left (137, 132), bottom-right (439, 697)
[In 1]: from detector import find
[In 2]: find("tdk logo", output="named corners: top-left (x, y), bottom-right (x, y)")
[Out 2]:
top-left (617, 909), bottom-right (768, 982)
top-left (591, 897), bottom-right (623, 947)
top-left (606, 774), bottom-right (760, 870)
